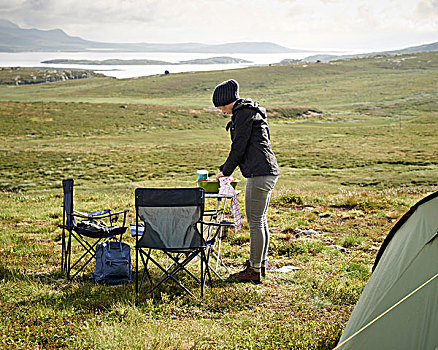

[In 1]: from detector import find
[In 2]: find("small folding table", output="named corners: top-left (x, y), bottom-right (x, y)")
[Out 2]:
top-left (204, 191), bottom-right (241, 280)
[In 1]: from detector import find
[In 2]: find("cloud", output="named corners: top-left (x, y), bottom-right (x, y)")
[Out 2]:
top-left (417, 0), bottom-right (438, 13)
top-left (0, 0), bottom-right (436, 49)
top-left (0, 0), bottom-right (27, 11)
top-left (413, 0), bottom-right (438, 28)
top-left (3, 0), bottom-right (157, 26)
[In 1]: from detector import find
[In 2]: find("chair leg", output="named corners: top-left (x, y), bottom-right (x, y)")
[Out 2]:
top-left (144, 254), bottom-right (195, 297)
top-left (166, 252), bottom-right (200, 283)
top-left (145, 249), bottom-right (152, 287)
top-left (206, 245), bottom-right (224, 282)
top-left (147, 251), bottom-right (201, 297)
top-left (66, 230), bottom-right (72, 280)
top-left (136, 248), bottom-right (210, 297)
top-left (135, 245), bottom-right (139, 294)
top-left (65, 231), bottom-right (101, 280)
top-left (137, 249), bottom-right (152, 293)
top-left (61, 227), bottom-right (66, 272)
top-left (201, 249), bottom-right (205, 297)
top-left (205, 247), bottom-right (215, 290)
top-left (69, 254), bottom-right (95, 280)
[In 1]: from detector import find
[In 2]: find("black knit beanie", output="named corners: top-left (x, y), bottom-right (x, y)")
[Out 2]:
top-left (212, 79), bottom-right (240, 107)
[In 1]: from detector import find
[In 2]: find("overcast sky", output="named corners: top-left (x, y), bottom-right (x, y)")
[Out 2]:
top-left (1, 0), bottom-right (437, 51)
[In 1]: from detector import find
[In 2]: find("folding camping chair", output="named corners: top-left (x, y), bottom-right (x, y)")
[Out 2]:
top-left (134, 188), bottom-right (233, 297)
top-left (60, 179), bottom-right (129, 280)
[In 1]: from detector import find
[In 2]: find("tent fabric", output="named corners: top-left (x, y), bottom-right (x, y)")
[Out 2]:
top-left (373, 191), bottom-right (438, 271)
top-left (337, 191), bottom-right (438, 349)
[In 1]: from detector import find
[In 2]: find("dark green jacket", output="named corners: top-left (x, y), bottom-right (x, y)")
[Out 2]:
top-left (220, 98), bottom-right (280, 178)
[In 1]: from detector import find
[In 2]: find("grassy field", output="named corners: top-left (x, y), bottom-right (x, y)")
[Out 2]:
top-left (0, 51), bottom-right (437, 349)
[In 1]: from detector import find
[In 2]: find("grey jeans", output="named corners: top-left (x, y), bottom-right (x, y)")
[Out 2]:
top-left (245, 175), bottom-right (278, 269)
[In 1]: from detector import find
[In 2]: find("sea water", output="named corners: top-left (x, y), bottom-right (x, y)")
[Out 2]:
top-left (0, 50), bottom-right (368, 79)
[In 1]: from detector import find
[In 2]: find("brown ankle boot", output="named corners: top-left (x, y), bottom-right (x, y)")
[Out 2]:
top-left (229, 266), bottom-right (261, 284)
top-left (245, 259), bottom-right (266, 277)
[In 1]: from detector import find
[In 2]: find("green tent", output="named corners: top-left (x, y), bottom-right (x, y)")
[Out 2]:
top-left (336, 191), bottom-right (438, 349)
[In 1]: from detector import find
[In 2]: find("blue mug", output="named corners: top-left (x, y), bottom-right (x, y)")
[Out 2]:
top-left (197, 170), bottom-right (208, 181)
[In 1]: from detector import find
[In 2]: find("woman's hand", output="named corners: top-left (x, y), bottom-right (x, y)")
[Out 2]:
top-left (215, 170), bottom-right (224, 181)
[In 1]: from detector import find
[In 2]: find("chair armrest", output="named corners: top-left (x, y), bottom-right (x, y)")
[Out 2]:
top-left (74, 209), bottom-right (111, 218)
top-left (203, 210), bottom-right (218, 215)
top-left (109, 209), bottom-right (129, 216)
top-left (74, 209), bottom-right (129, 225)
top-left (201, 220), bottom-right (235, 227)
top-left (109, 209), bottom-right (129, 227)
top-left (201, 220), bottom-right (221, 227)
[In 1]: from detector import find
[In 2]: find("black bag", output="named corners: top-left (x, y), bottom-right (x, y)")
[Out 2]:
top-left (91, 237), bottom-right (131, 284)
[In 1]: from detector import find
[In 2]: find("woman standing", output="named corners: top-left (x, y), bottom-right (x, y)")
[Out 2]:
top-left (213, 79), bottom-right (280, 284)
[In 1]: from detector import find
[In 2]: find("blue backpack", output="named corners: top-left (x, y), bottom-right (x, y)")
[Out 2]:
top-left (91, 237), bottom-right (131, 284)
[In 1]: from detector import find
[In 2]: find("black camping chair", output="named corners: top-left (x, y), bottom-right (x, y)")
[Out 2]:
top-left (134, 188), bottom-right (233, 297)
top-left (60, 179), bottom-right (129, 280)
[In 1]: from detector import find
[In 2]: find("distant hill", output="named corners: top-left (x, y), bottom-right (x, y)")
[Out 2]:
top-left (0, 19), bottom-right (91, 52)
top-left (41, 56), bottom-right (252, 65)
top-left (179, 56), bottom-right (251, 64)
top-left (296, 42), bottom-right (438, 63)
top-left (0, 19), bottom-right (298, 53)
top-left (387, 42), bottom-right (438, 54)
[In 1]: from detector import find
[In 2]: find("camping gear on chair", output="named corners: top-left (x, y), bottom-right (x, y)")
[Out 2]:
top-left (336, 191), bottom-right (438, 349)
top-left (91, 236), bottom-right (131, 284)
top-left (60, 179), bottom-right (129, 280)
top-left (134, 187), bottom-right (233, 297)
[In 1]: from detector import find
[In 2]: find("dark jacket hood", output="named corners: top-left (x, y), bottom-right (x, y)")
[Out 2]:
top-left (233, 98), bottom-right (267, 119)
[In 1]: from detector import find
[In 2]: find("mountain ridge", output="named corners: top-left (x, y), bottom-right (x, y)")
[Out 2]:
top-left (0, 19), bottom-right (300, 53)
top-left (297, 42), bottom-right (438, 63)
top-left (1, 19), bottom-right (436, 57)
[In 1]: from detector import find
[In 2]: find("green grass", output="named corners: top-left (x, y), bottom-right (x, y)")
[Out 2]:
top-left (1, 52), bottom-right (437, 110)
top-left (0, 51), bottom-right (437, 349)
